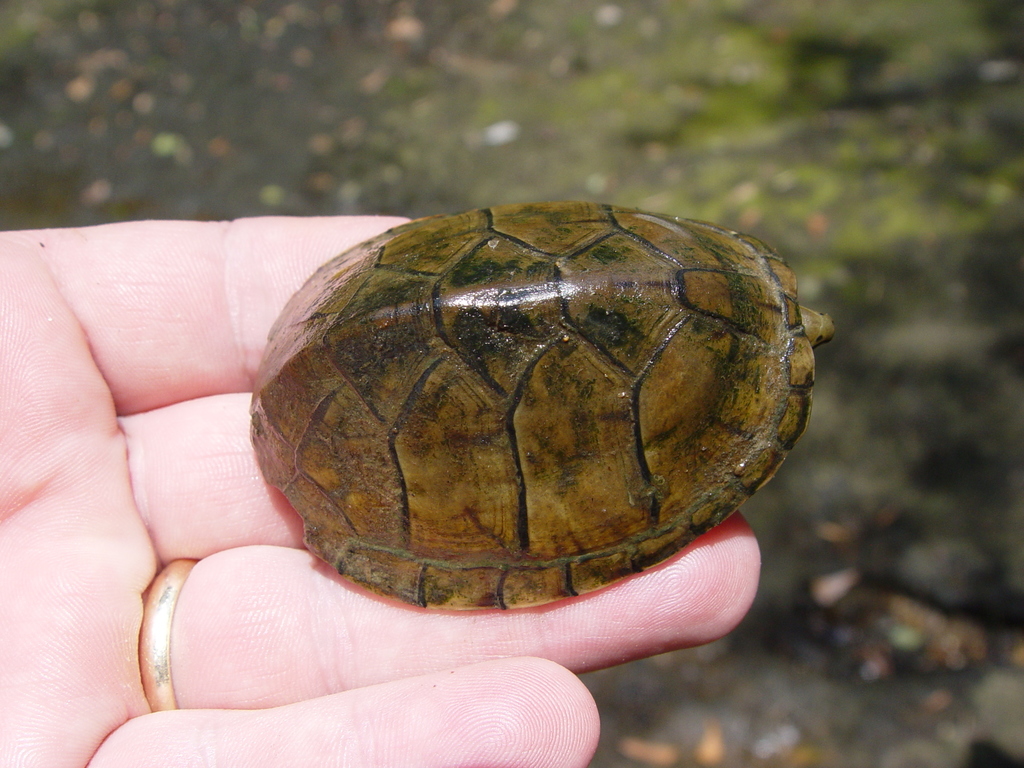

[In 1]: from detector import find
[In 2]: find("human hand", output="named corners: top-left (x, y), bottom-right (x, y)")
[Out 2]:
top-left (0, 217), bottom-right (760, 768)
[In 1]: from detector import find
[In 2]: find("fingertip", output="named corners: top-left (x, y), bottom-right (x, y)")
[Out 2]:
top-left (561, 513), bottom-right (761, 664)
top-left (658, 513), bottom-right (761, 630)
top-left (460, 657), bottom-right (599, 768)
top-left (672, 513), bottom-right (761, 631)
top-left (353, 657), bottom-right (600, 768)
top-left (333, 656), bottom-right (600, 768)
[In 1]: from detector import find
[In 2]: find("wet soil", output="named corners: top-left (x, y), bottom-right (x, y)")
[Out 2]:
top-left (2, 0), bottom-right (1024, 765)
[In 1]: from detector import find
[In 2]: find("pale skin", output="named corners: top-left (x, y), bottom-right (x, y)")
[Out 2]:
top-left (0, 217), bottom-right (761, 768)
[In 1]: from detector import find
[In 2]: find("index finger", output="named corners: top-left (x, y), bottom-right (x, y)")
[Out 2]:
top-left (4, 216), bottom-right (405, 415)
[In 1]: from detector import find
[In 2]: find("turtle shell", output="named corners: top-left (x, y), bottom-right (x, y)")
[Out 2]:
top-left (251, 201), bottom-right (832, 609)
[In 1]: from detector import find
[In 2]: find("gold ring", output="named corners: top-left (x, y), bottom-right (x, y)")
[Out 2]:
top-left (139, 559), bottom-right (197, 711)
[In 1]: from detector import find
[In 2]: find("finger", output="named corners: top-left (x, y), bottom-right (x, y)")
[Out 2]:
top-left (120, 392), bottom-right (303, 562)
top-left (14, 216), bottom-right (404, 415)
top-left (92, 657), bottom-right (599, 768)
top-left (0, 237), bottom-right (153, 766)
top-left (172, 515), bottom-right (758, 709)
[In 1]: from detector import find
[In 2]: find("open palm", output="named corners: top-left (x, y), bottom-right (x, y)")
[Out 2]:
top-left (0, 217), bottom-right (760, 768)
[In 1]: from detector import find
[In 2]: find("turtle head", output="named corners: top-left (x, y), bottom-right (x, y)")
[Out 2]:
top-left (799, 306), bottom-right (835, 348)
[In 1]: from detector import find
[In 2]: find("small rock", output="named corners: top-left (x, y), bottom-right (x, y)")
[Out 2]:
top-left (481, 120), bottom-right (520, 146)
top-left (65, 75), bottom-right (95, 103)
top-left (80, 179), bottom-right (112, 205)
top-left (595, 4), bottom-right (624, 27)
top-left (752, 723), bottom-right (800, 759)
top-left (618, 736), bottom-right (680, 767)
top-left (385, 15), bottom-right (424, 43)
top-left (811, 567), bottom-right (860, 607)
top-left (694, 718), bottom-right (724, 766)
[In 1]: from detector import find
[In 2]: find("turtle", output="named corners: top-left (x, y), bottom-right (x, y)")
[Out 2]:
top-left (251, 201), bottom-right (833, 609)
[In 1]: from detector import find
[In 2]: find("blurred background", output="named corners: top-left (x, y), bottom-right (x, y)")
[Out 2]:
top-left (2, 0), bottom-right (1023, 765)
